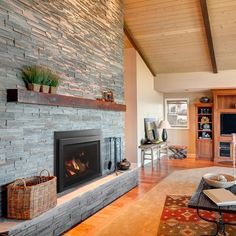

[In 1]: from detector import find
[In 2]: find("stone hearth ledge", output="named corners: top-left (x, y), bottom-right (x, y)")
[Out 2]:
top-left (0, 164), bottom-right (138, 236)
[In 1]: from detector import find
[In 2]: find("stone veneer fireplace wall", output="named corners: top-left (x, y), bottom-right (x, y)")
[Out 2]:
top-left (0, 0), bottom-right (124, 217)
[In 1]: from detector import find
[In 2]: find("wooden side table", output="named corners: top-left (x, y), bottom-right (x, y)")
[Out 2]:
top-left (159, 142), bottom-right (169, 157)
top-left (139, 142), bottom-right (167, 168)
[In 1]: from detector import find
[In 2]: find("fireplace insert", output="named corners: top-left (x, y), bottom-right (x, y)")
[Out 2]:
top-left (54, 129), bottom-right (102, 193)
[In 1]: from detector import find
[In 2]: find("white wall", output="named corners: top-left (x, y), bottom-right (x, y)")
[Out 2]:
top-left (155, 70), bottom-right (236, 157)
top-left (124, 49), bottom-right (163, 166)
top-left (136, 53), bottom-right (163, 165)
top-left (124, 48), bottom-right (137, 164)
top-left (164, 92), bottom-right (211, 157)
top-left (155, 70), bottom-right (236, 93)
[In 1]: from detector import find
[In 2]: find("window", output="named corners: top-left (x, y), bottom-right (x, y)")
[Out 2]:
top-left (165, 98), bottom-right (189, 129)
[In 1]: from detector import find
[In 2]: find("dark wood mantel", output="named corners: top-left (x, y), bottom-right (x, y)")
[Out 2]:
top-left (7, 89), bottom-right (126, 112)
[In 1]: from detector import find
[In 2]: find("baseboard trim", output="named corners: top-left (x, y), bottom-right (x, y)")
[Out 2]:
top-left (188, 153), bottom-right (196, 159)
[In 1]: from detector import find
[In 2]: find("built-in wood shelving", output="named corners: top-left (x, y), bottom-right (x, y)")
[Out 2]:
top-left (212, 89), bottom-right (236, 162)
top-left (218, 109), bottom-right (236, 113)
top-left (195, 102), bottom-right (213, 161)
top-left (7, 89), bottom-right (126, 112)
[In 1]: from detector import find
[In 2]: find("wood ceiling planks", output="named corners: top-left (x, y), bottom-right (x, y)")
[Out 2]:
top-left (124, 24), bottom-right (155, 76)
top-left (124, 0), bottom-right (236, 74)
top-left (208, 0), bottom-right (236, 70)
top-left (124, 0), bottom-right (212, 74)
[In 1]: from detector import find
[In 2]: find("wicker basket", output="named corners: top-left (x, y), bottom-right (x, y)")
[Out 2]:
top-left (7, 169), bottom-right (57, 220)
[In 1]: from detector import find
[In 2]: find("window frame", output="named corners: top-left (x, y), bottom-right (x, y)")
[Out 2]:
top-left (164, 98), bottom-right (189, 129)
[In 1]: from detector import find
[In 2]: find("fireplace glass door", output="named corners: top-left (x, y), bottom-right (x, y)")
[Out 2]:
top-left (62, 141), bottom-right (100, 189)
top-left (55, 130), bottom-right (101, 193)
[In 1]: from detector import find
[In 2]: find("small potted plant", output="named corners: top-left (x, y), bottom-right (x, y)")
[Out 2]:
top-left (22, 65), bottom-right (43, 92)
top-left (49, 72), bottom-right (60, 94)
top-left (41, 69), bottom-right (51, 93)
top-left (22, 65), bottom-right (60, 93)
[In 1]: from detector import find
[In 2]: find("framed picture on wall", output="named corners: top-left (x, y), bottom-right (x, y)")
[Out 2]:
top-left (165, 98), bottom-right (189, 129)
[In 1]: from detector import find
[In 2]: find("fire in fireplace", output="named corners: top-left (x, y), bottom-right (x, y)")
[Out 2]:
top-left (65, 156), bottom-right (88, 177)
top-left (54, 129), bottom-right (102, 193)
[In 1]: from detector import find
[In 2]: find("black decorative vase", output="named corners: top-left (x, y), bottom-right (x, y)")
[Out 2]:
top-left (200, 97), bottom-right (210, 103)
top-left (162, 129), bottom-right (167, 141)
top-left (118, 158), bottom-right (131, 170)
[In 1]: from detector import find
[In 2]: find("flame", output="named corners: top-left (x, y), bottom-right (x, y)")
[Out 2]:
top-left (65, 158), bottom-right (80, 176)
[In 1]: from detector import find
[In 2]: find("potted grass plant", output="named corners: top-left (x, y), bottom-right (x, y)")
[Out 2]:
top-left (22, 65), bottom-right (44, 92)
top-left (41, 68), bottom-right (51, 93)
top-left (22, 65), bottom-right (60, 93)
top-left (49, 71), bottom-right (60, 94)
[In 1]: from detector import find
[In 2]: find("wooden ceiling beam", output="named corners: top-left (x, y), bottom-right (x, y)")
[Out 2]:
top-left (124, 22), bottom-right (156, 77)
top-left (200, 0), bottom-right (218, 73)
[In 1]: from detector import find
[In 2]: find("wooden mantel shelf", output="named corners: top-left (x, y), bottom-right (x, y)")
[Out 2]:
top-left (7, 89), bottom-right (126, 112)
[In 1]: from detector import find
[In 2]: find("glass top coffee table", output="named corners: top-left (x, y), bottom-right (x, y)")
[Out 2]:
top-left (188, 178), bottom-right (236, 236)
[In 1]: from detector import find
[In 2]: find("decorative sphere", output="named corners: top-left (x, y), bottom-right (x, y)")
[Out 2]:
top-left (217, 175), bottom-right (227, 182)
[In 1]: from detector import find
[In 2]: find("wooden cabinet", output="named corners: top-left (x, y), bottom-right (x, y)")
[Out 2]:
top-left (194, 89), bottom-right (236, 162)
top-left (212, 89), bottom-right (236, 163)
top-left (195, 103), bottom-right (213, 160)
top-left (197, 140), bottom-right (213, 159)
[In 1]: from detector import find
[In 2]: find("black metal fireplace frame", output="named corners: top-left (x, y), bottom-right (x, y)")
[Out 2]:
top-left (54, 129), bottom-right (102, 193)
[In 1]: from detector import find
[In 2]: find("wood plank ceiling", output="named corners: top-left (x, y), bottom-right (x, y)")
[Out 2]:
top-left (208, 0), bottom-right (236, 70)
top-left (124, 0), bottom-right (236, 74)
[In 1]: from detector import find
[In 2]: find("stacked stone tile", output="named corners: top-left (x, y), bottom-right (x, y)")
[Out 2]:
top-left (0, 0), bottom-right (124, 217)
top-left (2, 167), bottom-right (138, 236)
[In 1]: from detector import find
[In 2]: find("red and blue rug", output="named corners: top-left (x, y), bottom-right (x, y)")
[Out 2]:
top-left (158, 195), bottom-right (236, 235)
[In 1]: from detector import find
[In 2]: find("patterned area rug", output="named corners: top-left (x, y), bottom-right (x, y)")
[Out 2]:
top-left (95, 168), bottom-right (236, 236)
top-left (158, 195), bottom-right (236, 236)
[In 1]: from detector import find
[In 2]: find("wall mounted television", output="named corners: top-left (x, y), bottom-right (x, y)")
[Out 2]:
top-left (220, 113), bottom-right (236, 135)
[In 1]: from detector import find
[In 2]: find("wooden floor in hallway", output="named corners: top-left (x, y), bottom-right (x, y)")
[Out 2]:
top-left (64, 157), bottom-right (220, 236)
